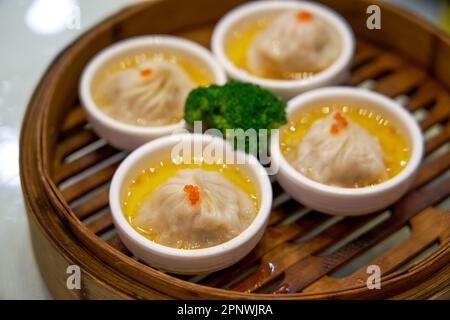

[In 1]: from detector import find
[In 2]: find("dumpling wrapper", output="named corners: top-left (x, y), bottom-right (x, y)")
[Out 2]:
top-left (97, 60), bottom-right (195, 126)
top-left (247, 10), bottom-right (341, 79)
top-left (134, 169), bottom-right (256, 248)
top-left (293, 112), bottom-right (387, 188)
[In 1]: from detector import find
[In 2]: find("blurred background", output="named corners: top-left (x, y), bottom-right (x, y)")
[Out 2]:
top-left (0, 0), bottom-right (448, 299)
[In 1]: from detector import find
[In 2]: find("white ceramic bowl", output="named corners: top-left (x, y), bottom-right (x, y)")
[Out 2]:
top-left (270, 87), bottom-right (424, 216)
top-left (212, 0), bottom-right (355, 99)
top-left (80, 36), bottom-right (227, 150)
top-left (109, 133), bottom-right (273, 274)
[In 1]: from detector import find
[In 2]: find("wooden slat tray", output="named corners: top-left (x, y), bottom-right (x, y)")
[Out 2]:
top-left (20, 0), bottom-right (450, 299)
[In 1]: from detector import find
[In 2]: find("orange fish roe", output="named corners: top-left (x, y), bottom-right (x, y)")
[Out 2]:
top-left (330, 112), bottom-right (349, 134)
top-left (296, 10), bottom-right (313, 22)
top-left (140, 68), bottom-right (152, 77)
top-left (183, 184), bottom-right (200, 205)
top-left (334, 112), bottom-right (348, 127)
top-left (330, 123), bottom-right (339, 135)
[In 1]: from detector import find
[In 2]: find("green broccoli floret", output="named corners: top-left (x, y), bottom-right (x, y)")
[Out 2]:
top-left (184, 81), bottom-right (287, 153)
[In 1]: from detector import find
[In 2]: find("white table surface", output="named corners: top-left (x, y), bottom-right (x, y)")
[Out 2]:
top-left (0, 0), bottom-right (443, 300)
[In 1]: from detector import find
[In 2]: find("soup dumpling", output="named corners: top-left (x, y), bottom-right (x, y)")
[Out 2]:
top-left (97, 60), bottom-right (195, 126)
top-left (293, 112), bottom-right (387, 187)
top-left (247, 10), bottom-right (341, 79)
top-left (134, 169), bottom-right (256, 248)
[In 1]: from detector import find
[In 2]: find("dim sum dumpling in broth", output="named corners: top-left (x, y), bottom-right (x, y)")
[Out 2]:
top-left (134, 169), bottom-right (257, 248)
top-left (97, 60), bottom-right (195, 126)
top-left (293, 112), bottom-right (387, 187)
top-left (247, 10), bottom-right (341, 79)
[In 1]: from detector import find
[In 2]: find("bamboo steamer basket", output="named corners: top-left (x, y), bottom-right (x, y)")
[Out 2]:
top-left (20, 0), bottom-right (450, 299)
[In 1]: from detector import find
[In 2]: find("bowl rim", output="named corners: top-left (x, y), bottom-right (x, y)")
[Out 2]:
top-left (271, 87), bottom-right (424, 196)
top-left (79, 35), bottom-right (227, 136)
top-left (109, 133), bottom-right (273, 259)
top-left (211, 0), bottom-right (355, 90)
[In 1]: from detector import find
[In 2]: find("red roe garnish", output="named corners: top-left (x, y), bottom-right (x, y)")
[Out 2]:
top-left (296, 10), bottom-right (313, 22)
top-left (330, 112), bottom-right (349, 134)
top-left (183, 184), bottom-right (200, 205)
top-left (330, 123), bottom-right (339, 135)
top-left (334, 112), bottom-right (348, 127)
top-left (140, 68), bottom-right (152, 77)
